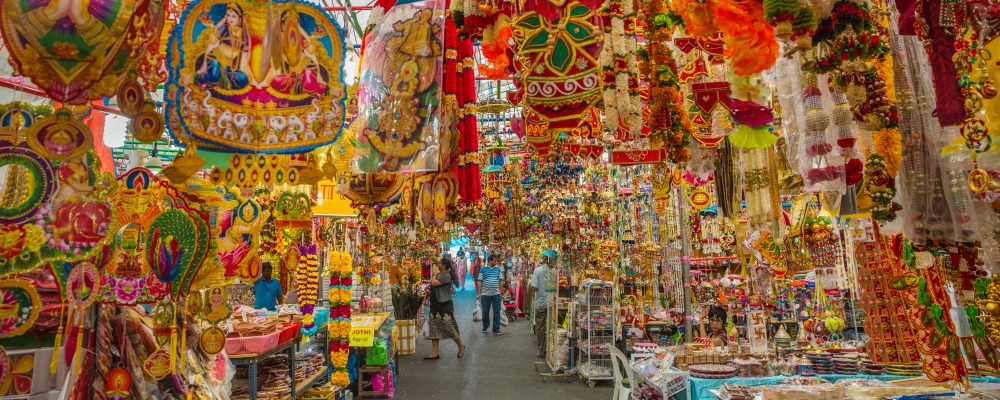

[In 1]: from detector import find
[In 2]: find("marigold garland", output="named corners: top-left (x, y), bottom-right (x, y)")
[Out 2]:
top-left (297, 245), bottom-right (320, 329)
top-left (327, 250), bottom-right (353, 387)
top-left (638, 0), bottom-right (692, 163)
top-left (669, 0), bottom-right (779, 76)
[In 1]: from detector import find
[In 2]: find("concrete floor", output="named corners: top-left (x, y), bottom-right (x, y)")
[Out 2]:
top-left (392, 288), bottom-right (613, 399)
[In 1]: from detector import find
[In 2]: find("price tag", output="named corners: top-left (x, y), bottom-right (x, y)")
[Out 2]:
top-left (349, 327), bottom-right (375, 347)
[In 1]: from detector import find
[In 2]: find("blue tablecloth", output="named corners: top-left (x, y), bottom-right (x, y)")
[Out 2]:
top-left (688, 374), bottom-right (1000, 399)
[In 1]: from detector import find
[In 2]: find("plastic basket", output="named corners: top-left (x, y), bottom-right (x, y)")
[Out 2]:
top-left (225, 330), bottom-right (280, 355)
top-left (278, 322), bottom-right (303, 344)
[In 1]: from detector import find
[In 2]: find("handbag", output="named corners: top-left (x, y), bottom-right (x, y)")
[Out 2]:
top-left (473, 298), bottom-right (483, 322)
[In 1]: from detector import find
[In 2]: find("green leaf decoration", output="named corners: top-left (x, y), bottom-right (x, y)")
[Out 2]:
top-left (522, 30), bottom-right (551, 53)
top-left (566, 22), bottom-right (592, 41)
top-left (967, 305), bottom-right (985, 338)
top-left (569, 4), bottom-right (589, 17)
top-left (947, 336), bottom-right (960, 362)
top-left (974, 277), bottom-right (991, 300)
top-left (550, 37), bottom-right (573, 73)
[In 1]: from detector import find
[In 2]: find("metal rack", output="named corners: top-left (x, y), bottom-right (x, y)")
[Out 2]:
top-left (577, 281), bottom-right (615, 387)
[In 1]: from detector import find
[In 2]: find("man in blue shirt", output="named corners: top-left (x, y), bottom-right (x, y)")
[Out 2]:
top-left (478, 254), bottom-right (506, 335)
top-left (254, 262), bottom-right (284, 311)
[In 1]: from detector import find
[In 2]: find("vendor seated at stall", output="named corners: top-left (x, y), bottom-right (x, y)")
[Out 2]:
top-left (254, 261), bottom-right (285, 311)
top-left (696, 305), bottom-right (728, 348)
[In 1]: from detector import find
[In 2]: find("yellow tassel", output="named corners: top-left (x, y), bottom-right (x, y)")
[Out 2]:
top-left (71, 326), bottom-right (83, 373)
top-left (50, 326), bottom-right (62, 375)
top-left (179, 322), bottom-right (187, 370)
top-left (170, 330), bottom-right (177, 374)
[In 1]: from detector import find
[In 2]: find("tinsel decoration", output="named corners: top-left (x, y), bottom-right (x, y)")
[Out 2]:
top-left (600, 0), bottom-right (641, 135)
top-left (296, 245), bottom-right (319, 330)
top-left (669, 0), bottom-right (780, 76)
top-left (327, 250), bottom-right (353, 387)
top-left (638, 0), bottom-right (693, 163)
top-left (457, 34), bottom-right (481, 203)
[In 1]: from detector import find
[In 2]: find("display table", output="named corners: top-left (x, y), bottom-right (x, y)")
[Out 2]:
top-left (229, 340), bottom-right (296, 400)
top-left (689, 373), bottom-right (1000, 399)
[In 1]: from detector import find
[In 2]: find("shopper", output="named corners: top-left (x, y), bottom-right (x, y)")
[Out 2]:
top-left (696, 305), bottom-right (729, 347)
top-left (253, 262), bottom-right (284, 311)
top-left (478, 254), bottom-right (506, 335)
top-left (470, 252), bottom-right (482, 294)
top-left (530, 251), bottom-right (556, 358)
top-left (424, 257), bottom-right (466, 359)
top-left (455, 249), bottom-right (468, 290)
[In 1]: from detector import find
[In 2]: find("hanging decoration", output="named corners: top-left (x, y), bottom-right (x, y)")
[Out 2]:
top-left (0, 280), bottom-right (41, 339)
top-left (0, 103), bottom-right (54, 139)
top-left (327, 250), bottom-right (352, 387)
top-left (0, 140), bottom-right (115, 277)
top-left (668, 0), bottom-right (779, 76)
top-left (0, 0), bottom-right (167, 102)
top-left (510, 2), bottom-right (603, 155)
top-left (215, 189), bottom-right (269, 280)
top-left (166, 0), bottom-right (348, 153)
top-left (208, 153), bottom-right (316, 188)
top-left (354, 2), bottom-right (445, 172)
top-left (600, 0), bottom-right (641, 136)
top-left (637, 0), bottom-right (693, 162)
top-left (297, 244), bottom-right (319, 330)
top-left (274, 191), bottom-right (314, 239)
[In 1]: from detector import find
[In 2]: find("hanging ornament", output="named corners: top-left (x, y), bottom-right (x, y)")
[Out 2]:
top-left (131, 101), bottom-right (165, 144)
top-left (24, 110), bottom-right (94, 162)
top-left (105, 364), bottom-right (132, 400)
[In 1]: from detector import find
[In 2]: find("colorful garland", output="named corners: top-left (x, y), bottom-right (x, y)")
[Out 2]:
top-left (601, 0), bottom-right (641, 135)
top-left (297, 245), bottom-right (319, 330)
top-left (669, 0), bottom-right (779, 76)
top-left (327, 250), bottom-right (353, 387)
top-left (638, 0), bottom-right (692, 163)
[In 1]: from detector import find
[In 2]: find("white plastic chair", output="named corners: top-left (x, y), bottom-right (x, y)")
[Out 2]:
top-left (608, 345), bottom-right (636, 400)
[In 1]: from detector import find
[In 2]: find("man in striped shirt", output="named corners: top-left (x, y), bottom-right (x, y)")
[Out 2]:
top-left (478, 254), bottom-right (506, 335)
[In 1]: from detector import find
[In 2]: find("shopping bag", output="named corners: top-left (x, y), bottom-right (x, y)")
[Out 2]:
top-left (366, 338), bottom-right (389, 366)
top-left (473, 299), bottom-right (483, 322)
top-left (500, 311), bottom-right (509, 327)
top-left (420, 307), bottom-right (430, 339)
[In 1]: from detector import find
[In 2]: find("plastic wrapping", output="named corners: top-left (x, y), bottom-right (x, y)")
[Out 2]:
top-left (353, 0), bottom-right (446, 173)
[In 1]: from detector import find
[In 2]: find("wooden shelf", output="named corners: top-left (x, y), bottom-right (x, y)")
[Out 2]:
top-left (280, 366), bottom-right (329, 400)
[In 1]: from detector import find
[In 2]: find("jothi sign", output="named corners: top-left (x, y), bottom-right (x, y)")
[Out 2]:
top-left (350, 326), bottom-right (376, 347)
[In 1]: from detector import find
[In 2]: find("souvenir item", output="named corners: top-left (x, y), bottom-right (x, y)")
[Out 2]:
top-left (214, 190), bottom-right (268, 280)
top-left (203, 287), bottom-right (230, 323)
top-left (418, 173), bottom-right (458, 227)
top-left (0, 102), bottom-right (54, 139)
top-left (0, 0), bottom-right (167, 102)
top-left (25, 110), bottom-right (94, 162)
top-left (130, 102), bottom-right (165, 144)
top-left (105, 365), bottom-right (132, 400)
top-left (199, 326), bottom-right (226, 355)
top-left (166, 0), bottom-right (348, 153)
top-left (355, 2), bottom-right (445, 172)
top-left (0, 140), bottom-right (115, 276)
top-left (142, 348), bottom-right (171, 381)
top-left (338, 173), bottom-right (407, 205)
top-left (116, 77), bottom-right (146, 118)
top-left (0, 280), bottom-right (41, 339)
top-left (208, 153), bottom-right (320, 188)
top-left (105, 169), bottom-right (210, 301)
top-left (274, 192), bottom-right (313, 238)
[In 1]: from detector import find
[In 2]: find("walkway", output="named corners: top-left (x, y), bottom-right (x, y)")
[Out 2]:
top-left (392, 288), bottom-right (613, 399)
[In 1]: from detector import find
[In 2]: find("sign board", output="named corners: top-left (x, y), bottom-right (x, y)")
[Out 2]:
top-left (350, 327), bottom-right (375, 347)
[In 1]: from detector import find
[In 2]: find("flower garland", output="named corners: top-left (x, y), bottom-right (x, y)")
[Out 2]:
top-left (601, 0), bottom-right (641, 136)
top-left (296, 245), bottom-right (319, 330)
top-left (327, 250), bottom-right (353, 387)
top-left (638, 0), bottom-right (692, 163)
top-left (669, 0), bottom-right (779, 76)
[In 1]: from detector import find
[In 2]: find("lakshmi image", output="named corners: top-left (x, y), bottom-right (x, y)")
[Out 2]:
top-left (195, 3), bottom-right (256, 91)
top-left (260, 9), bottom-right (329, 97)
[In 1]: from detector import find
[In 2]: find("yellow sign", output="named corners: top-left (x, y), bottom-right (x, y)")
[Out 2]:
top-left (349, 327), bottom-right (375, 347)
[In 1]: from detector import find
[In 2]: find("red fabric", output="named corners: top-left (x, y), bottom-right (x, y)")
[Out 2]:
top-left (917, 0), bottom-right (964, 126)
top-left (84, 104), bottom-right (114, 174)
top-left (895, 0), bottom-right (917, 35)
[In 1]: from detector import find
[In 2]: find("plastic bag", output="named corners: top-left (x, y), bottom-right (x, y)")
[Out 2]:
top-left (367, 338), bottom-right (389, 366)
top-left (473, 299), bottom-right (482, 322)
top-left (500, 310), bottom-right (509, 327)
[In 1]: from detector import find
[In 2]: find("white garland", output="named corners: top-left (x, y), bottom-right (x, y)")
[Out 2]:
top-left (600, 0), bottom-right (641, 136)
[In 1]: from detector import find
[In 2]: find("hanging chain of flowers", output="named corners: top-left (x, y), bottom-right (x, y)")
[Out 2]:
top-left (601, 0), bottom-right (642, 136)
top-left (327, 249), bottom-right (353, 387)
top-left (296, 244), bottom-right (320, 330)
top-left (637, 0), bottom-right (692, 163)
